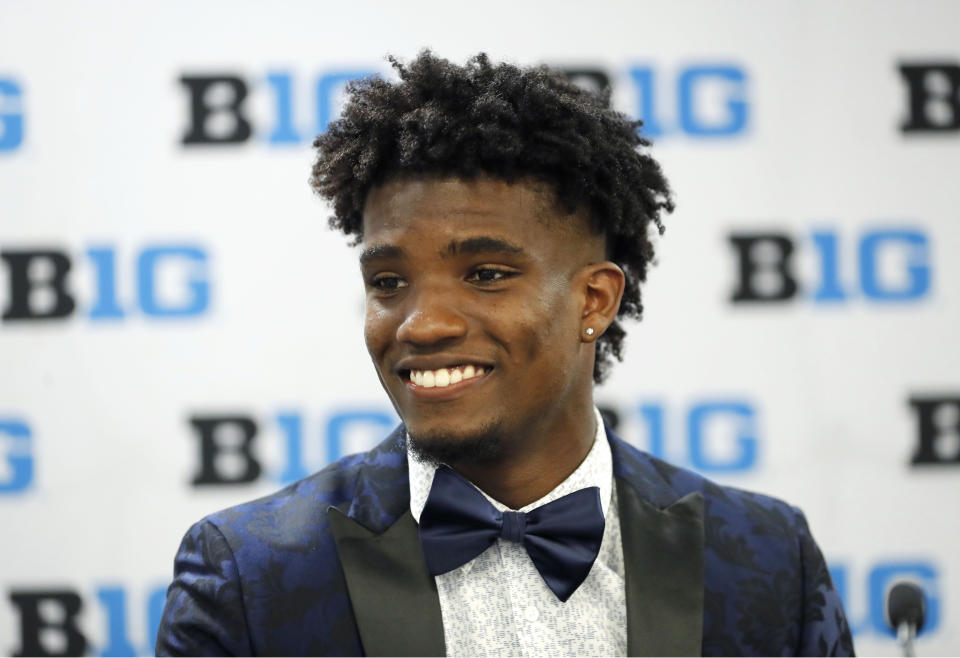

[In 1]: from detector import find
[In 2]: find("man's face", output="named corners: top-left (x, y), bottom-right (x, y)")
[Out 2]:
top-left (360, 177), bottom-right (608, 465)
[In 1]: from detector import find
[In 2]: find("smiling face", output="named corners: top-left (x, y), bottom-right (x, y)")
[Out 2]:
top-left (361, 177), bottom-right (622, 471)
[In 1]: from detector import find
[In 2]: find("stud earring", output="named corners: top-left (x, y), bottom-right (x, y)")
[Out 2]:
top-left (585, 327), bottom-right (595, 336)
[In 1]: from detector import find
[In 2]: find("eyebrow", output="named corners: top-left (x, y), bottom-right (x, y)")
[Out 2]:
top-left (360, 236), bottom-right (526, 266)
top-left (446, 237), bottom-right (525, 257)
top-left (359, 244), bottom-right (404, 266)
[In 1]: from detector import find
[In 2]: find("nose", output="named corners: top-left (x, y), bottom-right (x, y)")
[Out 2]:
top-left (396, 288), bottom-right (469, 346)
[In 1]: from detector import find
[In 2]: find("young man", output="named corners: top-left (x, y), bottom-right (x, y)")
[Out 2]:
top-left (157, 52), bottom-right (854, 656)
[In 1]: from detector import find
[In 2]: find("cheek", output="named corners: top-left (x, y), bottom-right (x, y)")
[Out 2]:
top-left (363, 305), bottom-right (394, 357)
top-left (510, 286), bottom-right (580, 368)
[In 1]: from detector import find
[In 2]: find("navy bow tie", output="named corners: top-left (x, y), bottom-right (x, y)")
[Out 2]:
top-left (418, 465), bottom-right (605, 602)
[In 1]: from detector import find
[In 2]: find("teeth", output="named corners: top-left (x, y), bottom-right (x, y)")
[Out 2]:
top-left (409, 365), bottom-right (489, 388)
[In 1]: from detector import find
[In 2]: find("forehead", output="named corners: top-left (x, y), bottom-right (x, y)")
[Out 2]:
top-left (361, 177), bottom-right (584, 246)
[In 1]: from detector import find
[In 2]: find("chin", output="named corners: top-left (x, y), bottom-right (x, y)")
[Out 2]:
top-left (405, 420), bottom-right (504, 467)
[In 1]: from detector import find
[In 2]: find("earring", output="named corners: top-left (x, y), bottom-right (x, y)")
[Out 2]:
top-left (585, 327), bottom-right (595, 336)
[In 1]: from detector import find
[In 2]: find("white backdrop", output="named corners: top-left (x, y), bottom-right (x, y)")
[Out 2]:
top-left (1, 1), bottom-right (958, 655)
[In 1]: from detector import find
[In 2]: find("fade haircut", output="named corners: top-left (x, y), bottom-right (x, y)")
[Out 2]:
top-left (310, 51), bottom-right (674, 383)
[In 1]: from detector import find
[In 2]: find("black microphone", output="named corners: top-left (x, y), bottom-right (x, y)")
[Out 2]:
top-left (885, 581), bottom-right (926, 657)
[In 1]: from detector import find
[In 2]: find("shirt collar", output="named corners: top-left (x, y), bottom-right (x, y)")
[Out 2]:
top-left (408, 407), bottom-right (613, 524)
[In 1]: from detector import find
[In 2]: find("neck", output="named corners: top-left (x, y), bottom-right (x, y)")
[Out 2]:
top-left (449, 397), bottom-right (598, 509)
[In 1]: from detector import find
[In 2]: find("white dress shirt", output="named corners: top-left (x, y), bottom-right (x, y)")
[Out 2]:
top-left (408, 408), bottom-right (627, 656)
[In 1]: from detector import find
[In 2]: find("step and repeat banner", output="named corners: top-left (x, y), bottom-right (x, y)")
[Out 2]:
top-left (2, 1), bottom-right (958, 655)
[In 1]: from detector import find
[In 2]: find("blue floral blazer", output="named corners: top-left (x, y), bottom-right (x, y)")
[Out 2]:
top-left (156, 427), bottom-right (854, 656)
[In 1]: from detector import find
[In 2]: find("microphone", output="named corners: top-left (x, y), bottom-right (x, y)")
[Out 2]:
top-left (885, 581), bottom-right (926, 657)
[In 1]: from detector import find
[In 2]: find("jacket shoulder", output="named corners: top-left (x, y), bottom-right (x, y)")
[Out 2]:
top-left (157, 428), bottom-right (407, 656)
top-left (610, 435), bottom-right (853, 656)
top-left (611, 433), bottom-right (798, 531)
top-left (203, 426), bottom-right (408, 547)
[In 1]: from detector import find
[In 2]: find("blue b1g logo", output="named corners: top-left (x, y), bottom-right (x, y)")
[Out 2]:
top-left (180, 70), bottom-right (377, 146)
top-left (7, 583), bottom-right (168, 656)
top-left (0, 78), bottom-right (24, 151)
top-left (629, 64), bottom-right (748, 137)
top-left (601, 399), bottom-right (759, 474)
top-left (0, 244), bottom-right (211, 323)
top-left (730, 227), bottom-right (932, 304)
top-left (189, 408), bottom-right (399, 487)
top-left (0, 418), bottom-right (33, 494)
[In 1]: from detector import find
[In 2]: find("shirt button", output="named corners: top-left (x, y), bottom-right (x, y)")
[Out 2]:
top-left (523, 606), bottom-right (540, 622)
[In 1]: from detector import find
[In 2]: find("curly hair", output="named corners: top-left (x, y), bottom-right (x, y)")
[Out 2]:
top-left (310, 51), bottom-right (673, 383)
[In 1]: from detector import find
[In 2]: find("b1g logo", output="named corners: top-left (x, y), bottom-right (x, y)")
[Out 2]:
top-left (0, 78), bottom-right (24, 152)
top-left (729, 227), bottom-right (932, 304)
top-left (564, 64), bottom-right (749, 138)
top-left (899, 62), bottom-right (960, 133)
top-left (829, 559), bottom-right (940, 637)
top-left (178, 62), bottom-right (749, 146)
top-left (179, 69), bottom-right (377, 146)
top-left (0, 244), bottom-right (211, 323)
top-left (187, 407), bottom-right (397, 486)
top-left (7, 584), bottom-right (167, 656)
top-left (599, 399), bottom-right (759, 474)
top-left (909, 395), bottom-right (960, 465)
top-left (0, 418), bottom-right (33, 494)
top-left (625, 64), bottom-right (748, 137)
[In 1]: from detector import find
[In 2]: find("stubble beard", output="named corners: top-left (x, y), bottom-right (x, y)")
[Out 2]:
top-left (406, 420), bottom-right (506, 467)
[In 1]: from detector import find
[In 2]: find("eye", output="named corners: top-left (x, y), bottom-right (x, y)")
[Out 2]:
top-left (369, 274), bottom-right (407, 292)
top-left (467, 267), bottom-right (517, 285)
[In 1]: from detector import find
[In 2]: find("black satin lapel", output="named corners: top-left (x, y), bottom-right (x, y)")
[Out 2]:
top-left (329, 507), bottom-right (446, 657)
top-left (617, 479), bottom-right (705, 656)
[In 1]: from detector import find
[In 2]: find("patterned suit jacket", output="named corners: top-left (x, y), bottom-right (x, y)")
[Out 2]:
top-left (156, 426), bottom-right (854, 656)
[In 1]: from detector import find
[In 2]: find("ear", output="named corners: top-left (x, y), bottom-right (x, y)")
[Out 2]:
top-left (579, 261), bottom-right (625, 343)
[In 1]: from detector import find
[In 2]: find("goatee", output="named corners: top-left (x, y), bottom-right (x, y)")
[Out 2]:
top-left (406, 422), bottom-right (505, 467)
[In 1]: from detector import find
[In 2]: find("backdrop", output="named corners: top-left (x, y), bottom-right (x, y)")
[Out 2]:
top-left (1, 1), bottom-right (958, 655)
